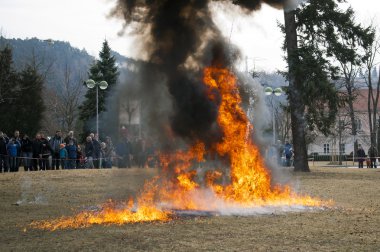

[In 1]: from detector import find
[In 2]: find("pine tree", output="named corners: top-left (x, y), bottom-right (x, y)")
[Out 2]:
top-left (0, 46), bottom-right (45, 136)
top-left (79, 40), bottom-right (119, 138)
top-left (282, 0), bottom-right (373, 171)
top-left (15, 66), bottom-right (45, 136)
top-left (0, 46), bottom-right (20, 135)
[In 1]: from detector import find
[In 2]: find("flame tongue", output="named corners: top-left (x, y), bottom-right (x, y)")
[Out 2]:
top-left (31, 67), bottom-right (328, 231)
top-left (203, 67), bottom-right (272, 201)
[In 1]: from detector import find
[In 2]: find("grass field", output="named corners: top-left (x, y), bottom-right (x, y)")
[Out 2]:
top-left (0, 166), bottom-right (379, 251)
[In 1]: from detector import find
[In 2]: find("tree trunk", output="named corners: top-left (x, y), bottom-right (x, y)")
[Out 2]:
top-left (284, 10), bottom-right (310, 172)
top-left (377, 72), bottom-right (380, 152)
top-left (371, 72), bottom-right (380, 147)
top-left (346, 85), bottom-right (357, 151)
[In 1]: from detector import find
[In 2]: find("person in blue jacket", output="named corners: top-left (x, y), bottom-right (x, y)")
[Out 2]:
top-left (66, 141), bottom-right (77, 169)
top-left (59, 143), bottom-right (68, 169)
top-left (7, 139), bottom-right (20, 172)
top-left (284, 141), bottom-right (293, 167)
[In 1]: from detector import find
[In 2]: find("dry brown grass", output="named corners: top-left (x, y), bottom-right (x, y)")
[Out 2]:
top-left (0, 167), bottom-right (379, 251)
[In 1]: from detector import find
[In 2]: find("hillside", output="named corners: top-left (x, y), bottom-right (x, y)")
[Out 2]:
top-left (0, 36), bottom-right (137, 90)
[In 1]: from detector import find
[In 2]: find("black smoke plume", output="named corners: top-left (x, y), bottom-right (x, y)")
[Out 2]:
top-left (112, 0), bottom-right (288, 147)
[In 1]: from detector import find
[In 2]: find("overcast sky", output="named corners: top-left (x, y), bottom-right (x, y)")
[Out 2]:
top-left (0, 0), bottom-right (379, 72)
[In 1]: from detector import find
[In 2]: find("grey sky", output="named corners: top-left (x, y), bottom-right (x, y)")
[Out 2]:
top-left (0, 0), bottom-right (378, 72)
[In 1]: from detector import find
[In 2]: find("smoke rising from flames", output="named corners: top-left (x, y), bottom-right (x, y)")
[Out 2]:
top-left (30, 0), bottom-right (329, 231)
top-left (110, 0), bottom-right (300, 147)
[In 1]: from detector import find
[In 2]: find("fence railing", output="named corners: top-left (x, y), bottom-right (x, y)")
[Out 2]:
top-left (308, 152), bottom-right (380, 167)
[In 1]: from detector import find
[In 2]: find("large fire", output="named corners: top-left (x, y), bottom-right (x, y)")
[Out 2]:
top-left (31, 67), bottom-right (330, 231)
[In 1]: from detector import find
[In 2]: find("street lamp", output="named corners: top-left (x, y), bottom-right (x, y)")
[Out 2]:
top-left (85, 79), bottom-right (108, 137)
top-left (264, 86), bottom-right (282, 144)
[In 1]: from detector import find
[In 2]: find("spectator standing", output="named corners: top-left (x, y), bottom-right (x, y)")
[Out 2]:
top-left (64, 131), bottom-right (78, 146)
top-left (135, 138), bottom-right (146, 168)
top-left (32, 133), bottom-right (42, 171)
top-left (13, 130), bottom-right (22, 171)
top-left (84, 136), bottom-right (94, 169)
top-left (39, 134), bottom-right (52, 170)
top-left (126, 137), bottom-right (133, 168)
top-left (0, 131), bottom-right (9, 172)
top-left (76, 145), bottom-right (84, 169)
top-left (66, 141), bottom-right (77, 169)
top-left (90, 133), bottom-right (101, 168)
top-left (145, 139), bottom-right (157, 168)
top-left (277, 140), bottom-right (284, 166)
top-left (49, 130), bottom-right (64, 170)
top-left (284, 141), bottom-right (293, 167)
top-left (357, 145), bottom-right (366, 168)
top-left (59, 143), bottom-right (68, 169)
top-left (104, 136), bottom-right (114, 168)
top-left (100, 142), bottom-right (106, 168)
top-left (116, 136), bottom-right (133, 168)
top-left (7, 139), bottom-right (20, 172)
top-left (21, 134), bottom-right (33, 171)
top-left (368, 144), bottom-right (378, 168)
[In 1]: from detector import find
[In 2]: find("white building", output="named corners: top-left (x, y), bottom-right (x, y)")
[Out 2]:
top-left (308, 88), bottom-right (379, 157)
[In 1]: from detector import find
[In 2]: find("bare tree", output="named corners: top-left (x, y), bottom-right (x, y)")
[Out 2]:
top-left (43, 63), bottom-right (85, 133)
top-left (362, 34), bottom-right (380, 147)
top-left (337, 62), bottom-right (361, 142)
top-left (121, 95), bottom-right (139, 127)
top-left (334, 27), bottom-right (373, 155)
top-left (28, 45), bottom-right (55, 82)
top-left (277, 105), bottom-right (291, 143)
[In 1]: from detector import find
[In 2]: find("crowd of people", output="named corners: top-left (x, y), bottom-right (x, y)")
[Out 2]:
top-left (265, 140), bottom-right (294, 167)
top-left (0, 130), bottom-right (157, 172)
top-left (357, 144), bottom-right (378, 168)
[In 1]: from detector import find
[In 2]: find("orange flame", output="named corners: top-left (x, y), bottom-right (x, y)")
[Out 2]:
top-left (30, 180), bottom-right (172, 231)
top-left (31, 67), bottom-right (330, 231)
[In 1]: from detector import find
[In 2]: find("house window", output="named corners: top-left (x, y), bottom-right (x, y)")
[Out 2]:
top-left (355, 119), bottom-right (362, 132)
top-left (339, 144), bottom-right (345, 154)
top-left (324, 144), bottom-right (330, 154)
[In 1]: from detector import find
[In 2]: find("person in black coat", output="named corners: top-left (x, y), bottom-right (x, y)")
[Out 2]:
top-left (89, 133), bottom-right (101, 169)
top-left (39, 134), bottom-right (52, 170)
top-left (357, 145), bottom-right (366, 168)
top-left (115, 136), bottom-right (133, 168)
top-left (21, 134), bottom-right (33, 171)
top-left (32, 133), bottom-right (42, 171)
top-left (368, 144), bottom-right (378, 168)
top-left (0, 131), bottom-right (9, 172)
top-left (84, 136), bottom-right (94, 168)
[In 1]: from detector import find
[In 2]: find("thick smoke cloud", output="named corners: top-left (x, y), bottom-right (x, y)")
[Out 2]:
top-left (112, 0), bottom-right (288, 147)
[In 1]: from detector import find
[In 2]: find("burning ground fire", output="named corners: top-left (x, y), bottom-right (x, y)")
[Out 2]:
top-left (30, 67), bottom-right (332, 231)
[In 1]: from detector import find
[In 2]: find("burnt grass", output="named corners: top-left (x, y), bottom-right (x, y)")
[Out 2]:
top-left (0, 167), bottom-right (379, 251)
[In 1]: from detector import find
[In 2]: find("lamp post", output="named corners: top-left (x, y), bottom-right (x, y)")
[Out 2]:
top-left (85, 79), bottom-right (108, 137)
top-left (265, 86), bottom-right (282, 144)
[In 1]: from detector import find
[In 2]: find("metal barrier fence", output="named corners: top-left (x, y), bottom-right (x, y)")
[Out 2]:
top-left (0, 153), bottom-right (158, 171)
top-left (308, 152), bottom-right (380, 168)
